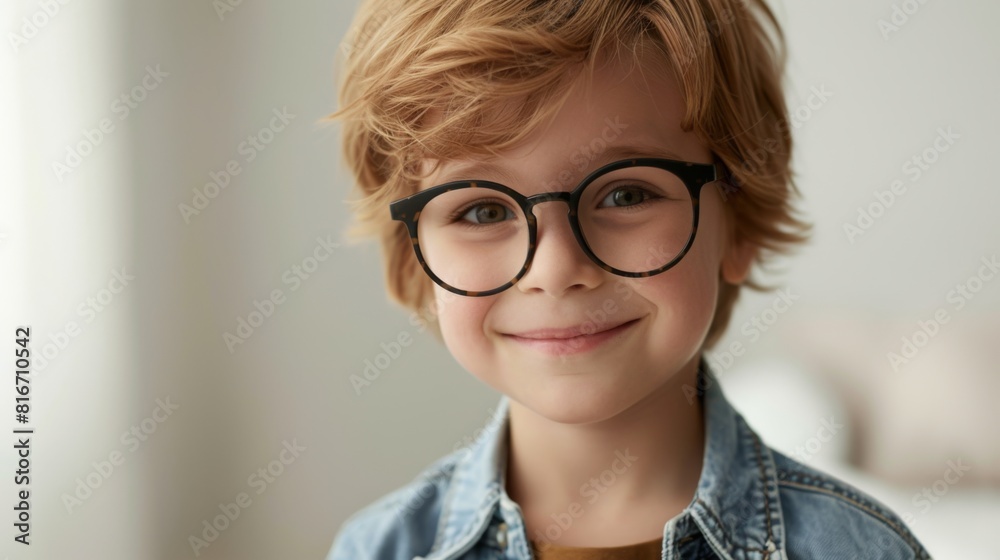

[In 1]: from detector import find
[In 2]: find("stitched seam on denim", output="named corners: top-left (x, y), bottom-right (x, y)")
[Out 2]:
top-left (695, 498), bottom-right (769, 554)
top-left (355, 461), bottom-right (454, 527)
top-left (748, 428), bottom-right (776, 558)
top-left (776, 468), bottom-right (907, 530)
top-left (775, 466), bottom-right (898, 522)
top-left (428, 460), bottom-right (464, 552)
top-left (777, 479), bottom-right (925, 558)
top-left (431, 485), bottom-right (502, 560)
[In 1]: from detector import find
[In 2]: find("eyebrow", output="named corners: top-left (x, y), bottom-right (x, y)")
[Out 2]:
top-left (430, 144), bottom-right (691, 186)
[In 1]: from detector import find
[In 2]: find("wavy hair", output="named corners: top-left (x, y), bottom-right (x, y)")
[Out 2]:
top-left (325, 0), bottom-right (811, 349)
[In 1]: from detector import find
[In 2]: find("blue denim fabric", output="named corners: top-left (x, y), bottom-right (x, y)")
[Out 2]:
top-left (327, 357), bottom-right (932, 559)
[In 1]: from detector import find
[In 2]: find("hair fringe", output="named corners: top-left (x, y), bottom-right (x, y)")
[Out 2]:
top-left (325, 0), bottom-right (812, 350)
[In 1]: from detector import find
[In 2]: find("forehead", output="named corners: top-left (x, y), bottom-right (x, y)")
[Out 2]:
top-left (421, 143), bottom-right (689, 188)
top-left (418, 48), bottom-right (701, 191)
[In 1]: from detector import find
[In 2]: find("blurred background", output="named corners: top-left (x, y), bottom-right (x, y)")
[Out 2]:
top-left (0, 0), bottom-right (997, 558)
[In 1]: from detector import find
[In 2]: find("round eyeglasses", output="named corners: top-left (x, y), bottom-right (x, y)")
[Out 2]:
top-left (389, 156), bottom-right (727, 297)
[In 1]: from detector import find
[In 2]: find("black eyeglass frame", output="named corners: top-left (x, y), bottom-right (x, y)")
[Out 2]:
top-left (388, 156), bottom-right (729, 297)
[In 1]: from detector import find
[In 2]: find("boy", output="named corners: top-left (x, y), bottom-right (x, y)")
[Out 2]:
top-left (325, 0), bottom-right (932, 558)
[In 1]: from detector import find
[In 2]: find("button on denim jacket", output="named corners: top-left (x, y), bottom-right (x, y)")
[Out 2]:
top-left (327, 359), bottom-right (932, 559)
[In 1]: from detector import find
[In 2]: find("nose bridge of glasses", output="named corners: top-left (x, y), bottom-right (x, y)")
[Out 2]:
top-left (524, 191), bottom-right (572, 217)
top-left (522, 191), bottom-right (585, 263)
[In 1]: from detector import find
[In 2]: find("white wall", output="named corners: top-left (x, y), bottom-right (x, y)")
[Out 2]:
top-left (1, 0), bottom-right (143, 558)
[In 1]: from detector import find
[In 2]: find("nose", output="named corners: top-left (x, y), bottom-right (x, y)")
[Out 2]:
top-left (513, 199), bottom-right (605, 297)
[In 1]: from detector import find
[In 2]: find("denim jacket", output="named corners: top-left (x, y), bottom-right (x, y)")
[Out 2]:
top-left (327, 358), bottom-right (932, 559)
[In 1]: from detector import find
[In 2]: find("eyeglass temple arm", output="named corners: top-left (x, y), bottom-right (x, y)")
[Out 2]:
top-left (712, 160), bottom-right (740, 197)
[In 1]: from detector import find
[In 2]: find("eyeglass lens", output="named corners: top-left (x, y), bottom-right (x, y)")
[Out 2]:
top-left (415, 165), bottom-right (694, 292)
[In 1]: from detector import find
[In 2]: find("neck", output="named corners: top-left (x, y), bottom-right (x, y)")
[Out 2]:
top-left (504, 354), bottom-right (705, 547)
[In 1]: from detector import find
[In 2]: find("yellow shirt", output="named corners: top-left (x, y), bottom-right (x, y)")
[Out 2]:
top-left (529, 537), bottom-right (661, 560)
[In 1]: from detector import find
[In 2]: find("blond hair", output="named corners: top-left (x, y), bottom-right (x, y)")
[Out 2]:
top-left (325, 0), bottom-right (811, 349)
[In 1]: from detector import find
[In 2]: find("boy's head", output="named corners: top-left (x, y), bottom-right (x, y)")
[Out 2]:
top-left (329, 0), bottom-right (810, 419)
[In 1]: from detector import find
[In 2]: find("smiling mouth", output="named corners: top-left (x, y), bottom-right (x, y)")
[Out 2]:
top-left (502, 318), bottom-right (641, 355)
top-left (505, 318), bottom-right (640, 340)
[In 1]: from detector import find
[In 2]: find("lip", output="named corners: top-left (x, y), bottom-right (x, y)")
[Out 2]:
top-left (507, 317), bottom-right (639, 339)
top-left (502, 318), bottom-right (641, 356)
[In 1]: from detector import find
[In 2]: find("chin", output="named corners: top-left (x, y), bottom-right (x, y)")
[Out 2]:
top-left (512, 381), bottom-right (641, 425)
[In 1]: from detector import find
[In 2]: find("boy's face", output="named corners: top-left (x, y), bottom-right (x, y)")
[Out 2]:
top-left (418, 50), bottom-right (754, 424)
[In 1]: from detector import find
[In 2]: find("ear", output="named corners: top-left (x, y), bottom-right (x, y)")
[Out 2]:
top-left (721, 237), bottom-right (757, 285)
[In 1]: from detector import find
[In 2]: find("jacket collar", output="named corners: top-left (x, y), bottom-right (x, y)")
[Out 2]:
top-left (425, 356), bottom-right (788, 560)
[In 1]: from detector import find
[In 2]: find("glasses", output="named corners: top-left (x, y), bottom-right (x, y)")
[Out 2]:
top-left (389, 156), bottom-right (727, 297)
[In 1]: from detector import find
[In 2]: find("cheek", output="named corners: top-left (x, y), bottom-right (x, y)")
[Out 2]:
top-left (631, 206), bottom-right (725, 344)
top-left (433, 287), bottom-right (497, 373)
top-left (632, 260), bottom-right (717, 346)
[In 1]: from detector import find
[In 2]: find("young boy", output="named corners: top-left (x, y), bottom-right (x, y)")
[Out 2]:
top-left (325, 0), bottom-right (932, 558)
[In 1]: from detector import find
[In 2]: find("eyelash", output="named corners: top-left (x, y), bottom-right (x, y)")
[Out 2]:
top-left (599, 184), bottom-right (662, 213)
top-left (445, 184), bottom-right (664, 228)
top-left (446, 197), bottom-right (516, 229)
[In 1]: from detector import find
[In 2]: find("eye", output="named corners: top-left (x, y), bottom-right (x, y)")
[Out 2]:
top-left (450, 199), bottom-right (517, 225)
top-left (462, 204), bottom-right (512, 224)
top-left (597, 184), bottom-right (659, 209)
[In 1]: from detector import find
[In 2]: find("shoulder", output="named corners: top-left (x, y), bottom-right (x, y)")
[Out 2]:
top-left (325, 451), bottom-right (463, 560)
top-left (769, 449), bottom-right (932, 560)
